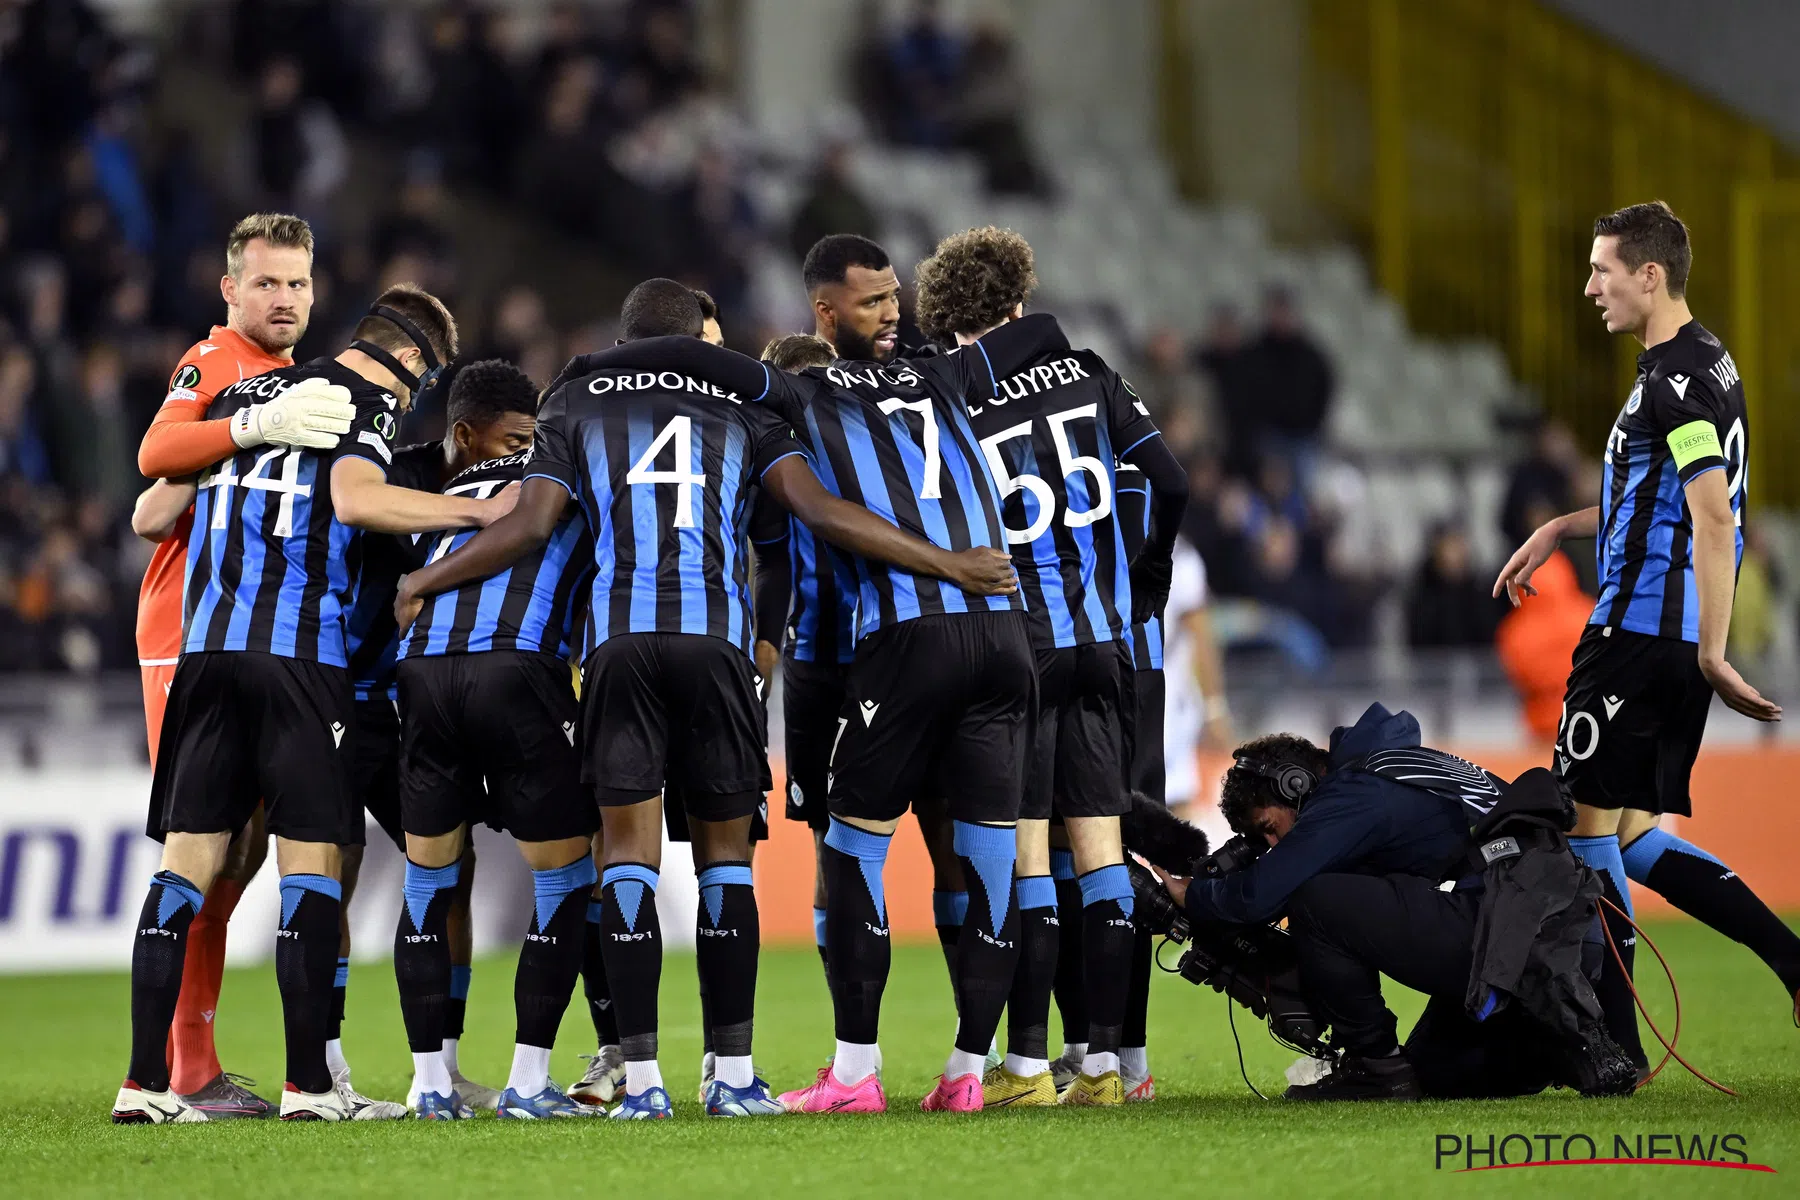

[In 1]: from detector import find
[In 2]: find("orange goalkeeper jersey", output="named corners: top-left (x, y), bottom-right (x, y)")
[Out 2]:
top-left (135, 326), bottom-right (289, 663)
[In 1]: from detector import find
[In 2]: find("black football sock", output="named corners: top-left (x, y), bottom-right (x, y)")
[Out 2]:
top-left (1078, 864), bottom-right (1136, 1063)
top-left (951, 821), bottom-right (1019, 1057)
top-left (446, 966), bottom-right (471, 1042)
top-left (328, 958), bottom-right (349, 1043)
top-left (696, 862), bottom-right (759, 1067)
top-left (277, 874), bottom-right (342, 1095)
top-left (813, 905), bottom-right (831, 984)
top-left (1625, 828), bottom-right (1800, 995)
top-left (581, 898), bottom-right (620, 1046)
top-left (599, 863), bottom-right (663, 1066)
top-left (933, 889), bottom-right (968, 1012)
top-left (393, 860), bottom-right (459, 1055)
top-left (1122, 918), bottom-right (1154, 1050)
top-left (1051, 850), bottom-right (1089, 1047)
top-left (1571, 836), bottom-right (1643, 1066)
top-left (822, 819), bottom-right (892, 1046)
top-left (516, 857), bottom-right (595, 1052)
top-left (127, 870), bottom-right (204, 1093)
top-left (1007, 875), bottom-right (1058, 1065)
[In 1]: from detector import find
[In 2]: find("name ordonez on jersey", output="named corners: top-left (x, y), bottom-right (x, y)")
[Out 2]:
top-left (587, 370), bottom-right (740, 403)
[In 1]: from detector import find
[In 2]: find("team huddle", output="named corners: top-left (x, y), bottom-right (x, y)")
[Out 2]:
top-left (113, 213), bottom-right (1190, 1123)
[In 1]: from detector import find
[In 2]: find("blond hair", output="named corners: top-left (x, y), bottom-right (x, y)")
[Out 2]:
top-left (225, 212), bottom-right (314, 279)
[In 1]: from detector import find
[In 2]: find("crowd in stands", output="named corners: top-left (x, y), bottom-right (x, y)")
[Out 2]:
top-left (7, 0), bottom-right (1773, 693)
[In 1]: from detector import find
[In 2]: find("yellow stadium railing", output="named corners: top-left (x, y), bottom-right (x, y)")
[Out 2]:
top-left (1305, 0), bottom-right (1798, 507)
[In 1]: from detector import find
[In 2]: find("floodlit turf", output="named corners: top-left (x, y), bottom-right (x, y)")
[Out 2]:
top-left (1, 922), bottom-right (1796, 1197)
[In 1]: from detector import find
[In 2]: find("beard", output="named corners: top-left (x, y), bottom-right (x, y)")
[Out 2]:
top-left (832, 324), bottom-right (895, 364)
top-left (248, 314), bottom-right (306, 354)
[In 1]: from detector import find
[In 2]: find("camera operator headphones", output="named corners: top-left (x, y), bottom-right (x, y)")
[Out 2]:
top-left (1229, 751), bottom-right (1318, 806)
top-left (350, 304), bottom-right (446, 397)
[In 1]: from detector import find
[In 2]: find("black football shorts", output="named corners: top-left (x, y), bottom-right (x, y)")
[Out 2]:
top-left (828, 610), bottom-right (1035, 826)
top-left (1552, 625), bottom-right (1713, 817)
top-left (148, 650), bottom-right (360, 845)
top-left (1024, 641), bottom-right (1133, 821)
top-left (398, 650), bottom-right (596, 843)
top-left (782, 655), bottom-right (849, 831)
top-left (352, 696), bottom-right (404, 850)
top-left (579, 632), bottom-right (770, 823)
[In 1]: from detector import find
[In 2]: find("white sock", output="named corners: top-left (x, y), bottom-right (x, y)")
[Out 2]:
top-left (945, 1048), bottom-right (986, 1080)
top-left (1120, 1046), bottom-right (1149, 1078)
top-left (325, 1038), bottom-right (348, 1077)
top-left (624, 1059), bottom-right (664, 1096)
top-left (700, 1050), bottom-right (715, 1080)
top-left (506, 1044), bottom-right (552, 1097)
top-left (1081, 1050), bottom-right (1120, 1077)
top-left (715, 1054), bottom-right (755, 1089)
top-left (831, 1041), bottom-right (880, 1086)
top-left (1003, 1052), bottom-right (1050, 1077)
top-left (412, 1050), bottom-right (452, 1099)
top-left (1061, 1041), bottom-right (1088, 1063)
top-left (441, 1037), bottom-right (461, 1075)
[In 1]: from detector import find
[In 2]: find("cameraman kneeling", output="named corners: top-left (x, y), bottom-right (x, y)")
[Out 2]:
top-left (1161, 703), bottom-right (1571, 1101)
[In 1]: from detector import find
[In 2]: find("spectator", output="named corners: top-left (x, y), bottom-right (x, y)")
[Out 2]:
top-left (52, 341), bottom-right (136, 510)
top-left (1405, 522), bottom-right (1502, 648)
top-left (1195, 303), bottom-right (1258, 480)
top-left (246, 56), bottom-right (347, 218)
top-left (787, 141), bottom-right (880, 263)
top-left (1246, 286), bottom-right (1333, 484)
top-left (1134, 328), bottom-right (1218, 460)
top-left (373, 155), bottom-right (457, 277)
top-left (954, 23), bottom-right (1044, 195)
top-left (887, 0), bottom-right (963, 148)
top-left (423, 5), bottom-right (522, 188)
top-left (674, 144), bottom-right (757, 323)
top-left (517, 67), bottom-right (610, 240)
top-left (1500, 417), bottom-right (1581, 550)
top-left (0, 345), bottom-right (52, 485)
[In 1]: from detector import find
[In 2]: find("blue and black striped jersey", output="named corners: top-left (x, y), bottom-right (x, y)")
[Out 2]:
top-left (526, 366), bottom-right (803, 659)
top-left (964, 344), bottom-right (1157, 649)
top-left (399, 451), bottom-right (594, 659)
top-left (763, 350), bottom-right (1025, 641)
top-left (184, 358), bottom-right (401, 666)
top-left (1594, 321), bottom-right (1747, 643)
top-left (345, 443), bottom-right (440, 699)
top-left (1116, 466), bottom-right (1162, 670)
top-left (748, 485), bottom-right (858, 665)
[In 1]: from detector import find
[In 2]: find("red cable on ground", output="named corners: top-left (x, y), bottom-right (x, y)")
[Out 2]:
top-left (1598, 895), bottom-right (1737, 1097)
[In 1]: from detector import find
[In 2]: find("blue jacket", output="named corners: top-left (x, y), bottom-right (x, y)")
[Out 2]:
top-left (1184, 703), bottom-right (1473, 925)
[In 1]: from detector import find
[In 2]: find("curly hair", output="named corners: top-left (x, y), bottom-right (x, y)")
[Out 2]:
top-left (761, 333), bottom-right (836, 373)
top-left (447, 358), bottom-right (537, 429)
top-left (1219, 733), bottom-right (1331, 835)
top-left (913, 225), bottom-right (1037, 341)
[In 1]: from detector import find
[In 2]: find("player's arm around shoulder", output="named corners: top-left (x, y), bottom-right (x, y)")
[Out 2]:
top-left (130, 478), bottom-right (198, 542)
top-left (393, 476), bottom-right (572, 630)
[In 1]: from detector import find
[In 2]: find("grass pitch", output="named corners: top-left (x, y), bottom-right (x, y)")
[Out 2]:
top-left (1, 923), bottom-right (1796, 1197)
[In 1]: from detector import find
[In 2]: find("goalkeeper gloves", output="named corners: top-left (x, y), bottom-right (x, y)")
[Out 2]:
top-left (230, 376), bottom-right (356, 450)
top-left (1130, 552), bottom-right (1174, 626)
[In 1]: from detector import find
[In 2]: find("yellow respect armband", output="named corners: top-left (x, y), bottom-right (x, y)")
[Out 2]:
top-left (1666, 420), bottom-right (1722, 470)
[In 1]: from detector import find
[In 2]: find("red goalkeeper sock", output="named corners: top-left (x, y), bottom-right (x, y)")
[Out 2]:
top-left (168, 876), bottom-right (244, 1093)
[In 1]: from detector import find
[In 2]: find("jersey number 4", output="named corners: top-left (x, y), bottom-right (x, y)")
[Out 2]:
top-left (978, 405), bottom-right (1112, 544)
top-left (626, 415), bottom-right (707, 528)
top-left (199, 447), bottom-right (311, 538)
